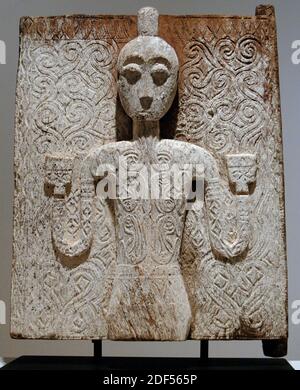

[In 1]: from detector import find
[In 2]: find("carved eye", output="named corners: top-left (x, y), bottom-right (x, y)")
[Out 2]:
top-left (151, 64), bottom-right (170, 86)
top-left (121, 64), bottom-right (141, 85)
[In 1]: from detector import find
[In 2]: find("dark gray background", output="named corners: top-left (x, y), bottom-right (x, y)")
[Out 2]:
top-left (0, 0), bottom-right (299, 359)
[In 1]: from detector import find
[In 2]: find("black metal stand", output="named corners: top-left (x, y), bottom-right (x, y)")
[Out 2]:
top-left (200, 340), bottom-right (209, 360)
top-left (1, 355), bottom-right (293, 372)
top-left (93, 340), bottom-right (209, 360)
top-left (92, 340), bottom-right (102, 358)
top-left (2, 340), bottom-right (293, 373)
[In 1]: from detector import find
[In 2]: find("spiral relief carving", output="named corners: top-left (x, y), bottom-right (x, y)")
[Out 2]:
top-left (30, 39), bottom-right (118, 156)
top-left (177, 17), bottom-right (287, 340)
top-left (11, 16), bottom-right (132, 339)
top-left (178, 30), bottom-right (265, 156)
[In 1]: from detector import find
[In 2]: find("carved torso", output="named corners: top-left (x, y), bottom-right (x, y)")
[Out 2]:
top-left (91, 137), bottom-right (215, 267)
top-left (92, 137), bottom-right (205, 339)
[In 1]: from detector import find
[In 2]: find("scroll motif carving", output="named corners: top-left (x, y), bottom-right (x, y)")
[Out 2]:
top-left (177, 14), bottom-right (287, 342)
top-left (30, 39), bottom-right (118, 155)
top-left (11, 15), bottom-right (130, 338)
top-left (177, 32), bottom-right (266, 156)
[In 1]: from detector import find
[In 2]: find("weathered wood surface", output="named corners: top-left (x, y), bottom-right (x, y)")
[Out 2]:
top-left (11, 6), bottom-right (287, 346)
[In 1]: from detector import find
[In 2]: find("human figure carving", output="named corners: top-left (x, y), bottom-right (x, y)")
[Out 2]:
top-left (45, 7), bottom-right (257, 340)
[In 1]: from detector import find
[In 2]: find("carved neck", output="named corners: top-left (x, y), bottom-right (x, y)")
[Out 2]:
top-left (133, 120), bottom-right (160, 140)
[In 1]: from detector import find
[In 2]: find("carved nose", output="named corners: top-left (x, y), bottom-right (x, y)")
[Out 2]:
top-left (140, 96), bottom-right (153, 110)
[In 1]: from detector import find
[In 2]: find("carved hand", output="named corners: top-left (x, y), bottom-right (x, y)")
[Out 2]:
top-left (45, 155), bottom-right (74, 196)
top-left (226, 154), bottom-right (257, 195)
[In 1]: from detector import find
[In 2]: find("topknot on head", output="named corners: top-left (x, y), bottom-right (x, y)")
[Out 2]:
top-left (137, 7), bottom-right (159, 37)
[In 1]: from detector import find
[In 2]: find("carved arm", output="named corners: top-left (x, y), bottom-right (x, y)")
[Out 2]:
top-left (205, 154), bottom-right (257, 260)
top-left (45, 155), bottom-right (95, 258)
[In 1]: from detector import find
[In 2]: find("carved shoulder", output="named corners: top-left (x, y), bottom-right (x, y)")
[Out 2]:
top-left (159, 139), bottom-right (218, 179)
top-left (85, 140), bottom-right (132, 178)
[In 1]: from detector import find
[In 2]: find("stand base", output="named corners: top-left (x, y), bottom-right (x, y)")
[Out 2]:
top-left (262, 339), bottom-right (288, 357)
top-left (1, 356), bottom-right (293, 371)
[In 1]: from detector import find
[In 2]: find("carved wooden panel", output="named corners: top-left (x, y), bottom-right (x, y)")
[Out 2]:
top-left (11, 7), bottom-right (287, 341)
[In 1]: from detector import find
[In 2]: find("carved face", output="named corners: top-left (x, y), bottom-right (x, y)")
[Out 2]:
top-left (117, 37), bottom-right (179, 121)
